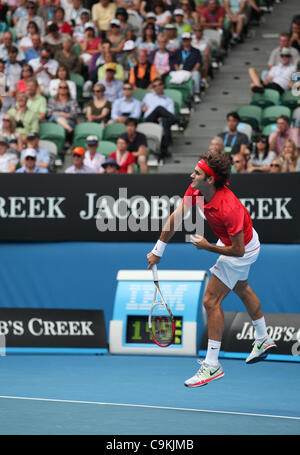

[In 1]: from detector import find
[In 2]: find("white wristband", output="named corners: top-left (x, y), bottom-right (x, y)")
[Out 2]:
top-left (152, 240), bottom-right (167, 257)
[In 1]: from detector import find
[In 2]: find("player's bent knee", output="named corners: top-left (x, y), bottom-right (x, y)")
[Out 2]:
top-left (203, 293), bottom-right (220, 312)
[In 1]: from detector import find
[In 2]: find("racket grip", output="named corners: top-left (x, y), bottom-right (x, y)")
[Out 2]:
top-left (151, 264), bottom-right (158, 282)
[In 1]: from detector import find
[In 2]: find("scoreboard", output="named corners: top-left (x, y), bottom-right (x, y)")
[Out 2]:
top-left (109, 269), bottom-right (208, 356)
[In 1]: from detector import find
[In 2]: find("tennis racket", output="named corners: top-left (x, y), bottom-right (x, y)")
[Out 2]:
top-left (148, 264), bottom-right (175, 347)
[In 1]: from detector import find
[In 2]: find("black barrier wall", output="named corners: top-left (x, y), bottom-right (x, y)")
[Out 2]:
top-left (0, 173), bottom-right (299, 243)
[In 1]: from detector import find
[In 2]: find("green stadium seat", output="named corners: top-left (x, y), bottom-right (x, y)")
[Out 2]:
top-left (97, 141), bottom-right (116, 157)
top-left (74, 122), bottom-right (103, 148)
top-left (261, 105), bottom-right (291, 126)
top-left (164, 88), bottom-right (183, 116)
top-left (164, 74), bottom-right (194, 103)
top-left (103, 123), bottom-right (126, 142)
top-left (280, 90), bottom-right (300, 110)
top-left (262, 123), bottom-right (277, 137)
top-left (39, 122), bottom-right (66, 153)
top-left (70, 73), bottom-right (84, 100)
top-left (133, 89), bottom-right (150, 101)
top-left (237, 105), bottom-right (262, 131)
top-left (251, 89), bottom-right (280, 109)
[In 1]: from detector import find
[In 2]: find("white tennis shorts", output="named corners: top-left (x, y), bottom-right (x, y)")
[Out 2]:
top-left (210, 229), bottom-right (260, 290)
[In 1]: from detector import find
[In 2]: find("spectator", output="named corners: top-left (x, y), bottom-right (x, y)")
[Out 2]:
top-left (142, 78), bottom-right (180, 158)
top-left (92, 0), bottom-right (117, 33)
top-left (248, 0), bottom-right (262, 26)
top-left (224, 0), bottom-right (247, 44)
top-left (248, 135), bottom-right (276, 173)
top-left (5, 46), bottom-right (22, 97)
top-left (0, 31), bottom-right (25, 63)
top-left (43, 22), bottom-right (67, 57)
top-left (164, 24), bottom-right (181, 53)
top-left (218, 111), bottom-right (249, 155)
top-left (55, 36), bottom-right (82, 74)
top-left (149, 33), bottom-right (175, 81)
top-left (15, 1), bottom-right (45, 39)
top-left (102, 156), bottom-right (120, 173)
top-left (281, 139), bottom-right (300, 172)
top-left (0, 114), bottom-right (18, 145)
top-left (118, 40), bottom-right (138, 72)
top-left (173, 9), bottom-right (192, 37)
top-left (97, 51), bottom-right (125, 81)
top-left (79, 23), bottom-right (102, 66)
top-left (37, 0), bottom-right (57, 25)
top-left (19, 20), bottom-right (40, 52)
top-left (84, 135), bottom-right (106, 173)
top-left (24, 33), bottom-right (42, 63)
top-left (47, 81), bottom-right (78, 136)
top-left (115, 8), bottom-right (134, 41)
top-left (209, 136), bottom-right (225, 153)
top-left (153, 1), bottom-right (172, 30)
top-left (191, 25), bottom-right (211, 84)
top-left (109, 136), bottom-right (135, 173)
top-left (0, 135), bottom-right (18, 173)
top-left (65, 147), bottom-right (96, 174)
top-left (86, 82), bottom-right (111, 124)
top-left (268, 32), bottom-right (300, 70)
top-left (115, 0), bottom-right (141, 13)
top-left (12, 0), bottom-right (28, 26)
top-left (248, 48), bottom-right (296, 96)
top-left (136, 23), bottom-right (158, 55)
top-left (129, 50), bottom-right (159, 89)
top-left (269, 115), bottom-right (300, 156)
top-left (69, 0), bottom-right (86, 26)
top-left (20, 132), bottom-right (50, 170)
top-left (232, 153), bottom-right (247, 173)
top-left (111, 83), bottom-right (142, 123)
top-left (49, 65), bottom-right (77, 100)
top-left (16, 65), bottom-right (35, 94)
top-left (106, 19), bottom-right (126, 55)
top-left (73, 9), bottom-right (92, 43)
top-left (289, 17), bottom-right (300, 54)
top-left (269, 157), bottom-right (282, 173)
top-left (16, 148), bottom-right (48, 173)
top-left (26, 78), bottom-right (47, 122)
top-left (174, 32), bottom-right (202, 103)
top-left (8, 91), bottom-right (39, 150)
top-left (29, 47), bottom-right (59, 96)
top-left (180, 0), bottom-right (200, 28)
top-left (120, 117), bottom-right (148, 173)
top-left (200, 0), bottom-right (225, 32)
top-left (53, 6), bottom-right (72, 35)
top-left (99, 62), bottom-right (124, 103)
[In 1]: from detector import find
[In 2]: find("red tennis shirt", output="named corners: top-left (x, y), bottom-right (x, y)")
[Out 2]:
top-left (184, 184), bottom-right (253, 246)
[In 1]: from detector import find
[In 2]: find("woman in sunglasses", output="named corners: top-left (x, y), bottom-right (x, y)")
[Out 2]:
top-left (269, 158), bottom-right (282, 173)
top-left (86, 83), bottom-right (111, 124)
top-left (248, 135), bottom-right (276, 173)
top-left (47, 81), bottom-right (78, 136)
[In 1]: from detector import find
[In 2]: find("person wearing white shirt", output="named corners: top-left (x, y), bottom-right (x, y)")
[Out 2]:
top-left (111, 83), bottom-right (142, 122)
top-left (84, 136), bottom-right (106, 173)
top-left (0, 135), bottom-right (18, 173)
top-left (29, 48), bottom-right (59, 96)
top-left (69, 0), bottom-right (86, 26)
top-left (142, 78), bottom-right (180, 158)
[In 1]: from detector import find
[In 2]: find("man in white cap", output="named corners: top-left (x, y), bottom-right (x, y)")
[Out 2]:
top-left (173, 9), bottom-right (192, 37)
top-left (118, 40), bottom-right (138, 72)
top-left (174, 32), bottom-right (202, 103)
top-left (16, 148), bottom-right (48, 173)
top-left (84, 135), bottom-right (106, 173)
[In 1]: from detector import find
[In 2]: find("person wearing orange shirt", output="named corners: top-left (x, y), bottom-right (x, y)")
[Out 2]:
top-left (129, 50), bottom-right (158, 89)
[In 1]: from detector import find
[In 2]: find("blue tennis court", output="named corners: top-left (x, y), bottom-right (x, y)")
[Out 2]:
top-left (0, 354), bottom-right (299, 435)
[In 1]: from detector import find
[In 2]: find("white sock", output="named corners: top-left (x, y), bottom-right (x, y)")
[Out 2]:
top-left (205, 339), bottom-right (221, 366)
top-left (252, 316), bottom-right (268, 339)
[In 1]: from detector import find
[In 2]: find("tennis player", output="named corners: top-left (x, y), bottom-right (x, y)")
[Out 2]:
top-left (147, 150), bottom-right (276, 387)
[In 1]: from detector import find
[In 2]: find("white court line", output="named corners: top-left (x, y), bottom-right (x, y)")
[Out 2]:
top-left (0, 395), bottom-right (299, 422)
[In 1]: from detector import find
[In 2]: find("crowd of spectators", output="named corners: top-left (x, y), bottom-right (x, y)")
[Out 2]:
top-left (0, 0), bottom-right (299, 175)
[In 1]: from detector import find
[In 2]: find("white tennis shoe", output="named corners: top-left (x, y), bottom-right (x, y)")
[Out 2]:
top-left (184, 360), bottom-right (224, 387)
top-left (246, 336), bottom-right (277, 364)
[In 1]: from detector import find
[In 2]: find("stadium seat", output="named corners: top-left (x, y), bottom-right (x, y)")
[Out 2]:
top-left (103, 123), bottom-right (126, 142)
top-left (224, 122), bottom-right (253, 140)
top-left (164, 74), bottom-right (193, 104)
top-left (262, 123), bottom-right (277, 137)
top-left (74, 122), bottom-right (104, 148)
top-left (280, 90), bottom-right (300, 111)
top-left (292, 106), bottom-right (300, 125)
top-left (70, 73), bottom-right (84, 101)
top-left (136, 122), bottom-right (163, 155)
top-left (97, 141), bottom-right (116, 157)
top-left (39, 139), bottom-right (58, 170)
top-left (39, 122), bottom-right (66, 153)
top-left (133, 89), bottom-right (150, 101)
top-left (251, 89), bottom-right (280, 109)
top-left (237, 105), bottom-right (263, 131)
top-left (261, 105), bottom-right (291, 126)
top-left (164, 88), bottom-right (184, 116)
